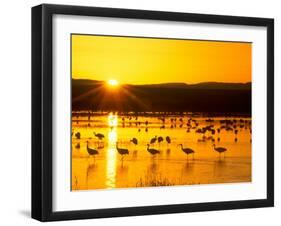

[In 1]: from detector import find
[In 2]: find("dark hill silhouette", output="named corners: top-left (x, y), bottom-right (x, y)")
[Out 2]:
top-left (132, 82), bottom-right (251, 90)
top-left (72, 79), bottom-right (251, 114)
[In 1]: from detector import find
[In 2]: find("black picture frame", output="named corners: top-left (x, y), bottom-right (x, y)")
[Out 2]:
top-left (32, 3), bottom-right (274, 222)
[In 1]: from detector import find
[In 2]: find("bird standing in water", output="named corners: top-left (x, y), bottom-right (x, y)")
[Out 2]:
top-left (130, 138), bottom-right (138, 145)
top-left (116, 142), bottom-right (129, 160)
top-left (146, 144), bottom-right (160, 156)
top-left (150, 136), bottom-right (157, 145)
top-left (86, 141), bottom-right (99, 159)
top-left (166, 136), bottom-right (171, 145)
top-left (157, 136), bottom-right (164, 146)
top-left (213, 144), bottom-right (227, 158)
top-left (179, 144), bottom-right (195, 160)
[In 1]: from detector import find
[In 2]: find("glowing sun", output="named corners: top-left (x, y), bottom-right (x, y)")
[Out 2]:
top-left (107, 79), bottom-right (119, 87)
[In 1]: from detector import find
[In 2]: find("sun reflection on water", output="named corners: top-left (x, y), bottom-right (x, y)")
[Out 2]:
top-left (105, 113), bottom-right (118, 188)
top-left (108, 112), bottom-right (118, 127)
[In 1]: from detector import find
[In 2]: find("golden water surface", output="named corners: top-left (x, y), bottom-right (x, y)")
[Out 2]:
top-left (71, 112), bottom-right (251, 190)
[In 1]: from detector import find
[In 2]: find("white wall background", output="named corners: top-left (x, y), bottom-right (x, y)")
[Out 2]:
top-left (0, 0), bottom-right (279, 225)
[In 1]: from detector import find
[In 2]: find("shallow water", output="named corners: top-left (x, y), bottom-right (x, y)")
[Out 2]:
top-left (71, 112), bottom-right (251, 190)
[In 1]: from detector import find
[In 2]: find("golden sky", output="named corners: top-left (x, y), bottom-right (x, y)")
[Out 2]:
top-left (72, 34), bottom-right (251, 85)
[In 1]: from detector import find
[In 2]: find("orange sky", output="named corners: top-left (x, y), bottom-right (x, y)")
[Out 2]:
top-left (72, 34), bottom-right (251, 85)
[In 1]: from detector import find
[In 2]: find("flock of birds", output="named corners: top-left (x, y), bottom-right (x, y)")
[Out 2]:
top-left (83, 134), bottom-right (227, 160)
top-left (72, 114), bottom-right (252, 161)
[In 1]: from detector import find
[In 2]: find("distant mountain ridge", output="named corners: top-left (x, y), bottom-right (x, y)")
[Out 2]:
top-left (131, 81), bottom-right (251, 90)
top-left (72, 79), bottom-right (251, 90)
top-left (72, 79), bottom-right (251, 113)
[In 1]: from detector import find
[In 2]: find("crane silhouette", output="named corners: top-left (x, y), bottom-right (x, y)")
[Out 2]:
top-left (157, 136), bottom-right (164, 146)
top-left (93, 132), bottom-right (105, 148)
top-left (86, 141), bottom-right (99, 158)
top-left (179, 144), bottom-right (195, 159)
top-left (166, 136), bottom-right (171, 145)
top-left (150, 136), bottom-right (157, 145)
top-left (234, 129), bottom-right (238, 142)
top-left (213, 144), bottom-right (227, 158)
top-left (146, 144), bottom-right (160, 155)
top-left (93, 132), bottom-right (105, 140)
top-left (116, 142), bottom-right (129, 160)
top-left (75, 142), bottom-right (80, 149)
top-left (75, 132), bottom-right (81, 139)
top-left (130, 138), bottom-right (138, 145)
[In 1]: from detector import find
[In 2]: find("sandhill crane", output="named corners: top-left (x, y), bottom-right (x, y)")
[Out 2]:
top-left (213, 144), bottom-right (227, 158)
top-left (146, 144), bottom-right (160, 155)
top-left (93, 132), bottom-right (105, 140)
top-left (130, 138), bottom-right (138, 145)
top-left (166, 136), bottom-right (171, 145)
top-left (75, 132), bottom-right (81, 139)
top-left (150, 136), bottom-right (157, 145)
top-left (234, 129), bottom-right (238, 142)
top-left (179, 144), bottom-right (195, 159)
top-left (93, 132), bottom-right (105, 148)
top-left (86, 141), bottom-right (99, 158)
top-left (116, 142), bottom-right (129, 160)
top-left (75, 143), bottom-right (80, 149)
top-left (197, 137), bottom-right (206, 142)
top-left (157, 136), bottom-right (164, 146)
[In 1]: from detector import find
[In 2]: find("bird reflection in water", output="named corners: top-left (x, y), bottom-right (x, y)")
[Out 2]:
top-left (132, 150), bottom-right (138, 159)
top-left (149, 161), bottom-right (158, 174)
top-left (166, 148), bottom-right (171, 157)
top-left (115, 164), bottom-right (129, 187)
top-left (183, 161), bottom-right (195, 173)
top-left (117, 164), bottom-right (129, 176)
top-left (86, 163), bottom-right (98, 179)
top-left (86, 163), bottom-right (98, 188)
top-left (213, 159), bottom-right (227, 177)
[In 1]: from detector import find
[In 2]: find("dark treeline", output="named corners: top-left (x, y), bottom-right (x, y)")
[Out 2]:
top-left (72, 79), bottom-right (251, 114)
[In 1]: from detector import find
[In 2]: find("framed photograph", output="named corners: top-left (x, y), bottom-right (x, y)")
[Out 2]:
top-left (32, 4), bottom-right (274, 221)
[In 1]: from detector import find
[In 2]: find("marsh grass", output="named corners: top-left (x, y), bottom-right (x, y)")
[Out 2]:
top-left (136, 173), bottom-right (175, 187)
